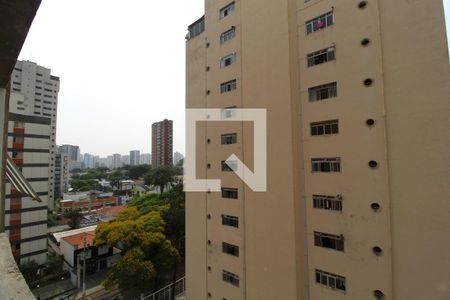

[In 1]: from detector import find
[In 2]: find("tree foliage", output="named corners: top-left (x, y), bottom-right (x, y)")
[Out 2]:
top-left (144, 166), bottom-right (176, 193)
top-left (94, 204), bottom-right (179, 291)
top-left (64, 210), bottom-right (83, 229)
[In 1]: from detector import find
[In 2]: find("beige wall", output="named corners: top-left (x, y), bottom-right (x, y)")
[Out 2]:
top-left (186, 0), bottom-right (450, 299)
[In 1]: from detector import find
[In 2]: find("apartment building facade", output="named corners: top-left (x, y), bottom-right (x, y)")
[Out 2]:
top-left (54, 152), bottom-right (70, 199)
top-left (4, 61), bottom-right (60, 265)
top-left (151, 119), bottom-right (173, 167)
top-left (185, 1), bottom-right (450, 300)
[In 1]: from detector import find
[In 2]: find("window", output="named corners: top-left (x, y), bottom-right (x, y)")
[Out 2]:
top-left (222, 188), bottom-right (238, 199)
top-left (222, 160), bottom-right (237, 171)
top-left (187, 17), bottom-right (205, 40)
top-left (311, 158), bottom-right (341, 173)
top-left (221, 27), bottom-right (236, 44)
top-left (315, 269), bottom-right (346, 292)
top-left (221, 133), bottom-right (237, 145)
top-left (314, 232), bottom-right (344, 251)
top-left (313, 195), bottom-right (342, 211)
top-left (310, 120), bottom-right (339, 136)
top-left (309, 82), bottom-right (337, 102)
top-left (307, 47), bottom-right (335, 67)
top-left (220, 2), bottom-right (235, 19)
top-left (13, 88), bottom-right (20, 92)
top-left (306, 12), bottom-right (334, 34)
top-left (223, 270), bottom-right (239, 286)
top-left (220, 53), bottom-right (236, 68)
top-left (222, 242), bottom-right (239, 256)
top-left (222, 215), bottom-right (239, 227)
top-left (221, 106), bottom-right (237, 119)
top-left (220, 79), bottom-right (237, 93)
top-left (37, 73), bottom-right (43, 77)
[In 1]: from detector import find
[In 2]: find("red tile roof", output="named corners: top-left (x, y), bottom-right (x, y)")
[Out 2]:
top-left (61, 231), bottom-right (95, 248)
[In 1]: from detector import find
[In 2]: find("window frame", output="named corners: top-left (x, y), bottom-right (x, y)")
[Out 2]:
top-left (222, 214), bottom-right (239, 228)
top-left (311, 157), bottom-right (341, 173)
top-left (310, 120), bottom-right (339, 136)
top-left (220, 79), bottom-right (237, 93)
top-left (313, 194), bottom-right (342, 211)
top-left (220, 2), bottom-right (235, 19)
top-left (315, 269), bottom-right (346, 292)
top-left (314, 231), bottom-right (344, 251)
top-left (221, 188), bottom-right (238, 199)
top-left (307, 47), bottom-right (336, 67)
top-left (220, 27), bottom-right (236, 44)
top-left (306, 11), bottom-right (334, 34)
top-left (308, 82), bottom-right (337, 102)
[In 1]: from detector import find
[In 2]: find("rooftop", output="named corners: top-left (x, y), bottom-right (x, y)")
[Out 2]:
top-left (52, 225), bottom-right (97, 244)
top-left (61, 231), bottom-right (96, 249)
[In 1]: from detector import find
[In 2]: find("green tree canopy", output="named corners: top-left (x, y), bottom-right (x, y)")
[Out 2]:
top-left (144, 166), bottom-right (176, 193)
top-left (94, 206), bottom-right (179, 291)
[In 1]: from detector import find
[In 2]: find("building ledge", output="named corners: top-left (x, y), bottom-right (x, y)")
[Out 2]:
top-left (0, 233), bottom-right (35, 300)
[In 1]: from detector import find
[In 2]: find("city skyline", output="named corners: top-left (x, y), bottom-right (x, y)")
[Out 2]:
top-left (17, 0), bottom-right (205, 157)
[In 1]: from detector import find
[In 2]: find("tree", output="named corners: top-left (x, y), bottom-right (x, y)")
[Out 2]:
top-left (94, 207), bottom-right (179, 291)
top-left (19, 261), bottom-right (39, 283)
top-left (64, 210), bottom-right (83, 229)
top-left (47, 213), bottom-right (58, 227)
top-left (144, 166), bottom-right (176, 193)
top-left (128, 165), bottom-right (151, 180)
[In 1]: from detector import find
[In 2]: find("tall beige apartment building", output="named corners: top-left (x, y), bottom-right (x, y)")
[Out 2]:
top-left (185, 1), bottom-right (450, 300)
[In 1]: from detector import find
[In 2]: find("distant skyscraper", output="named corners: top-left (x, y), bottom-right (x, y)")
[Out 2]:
top-left (59, 144), bottom-right (80, 162)
top-left (173, 152), bottom-right (184, 166)
top-left (112, 154), bottom-right (121, 169)
top-left (83, 153), bottom-right (94, 169)
top-left (130, 150), bottom-right (140, 166)
top-left (121, 155), bottom-right (130, 166)
top-left (140, 153), bottom-right (151, 165)
top-left (152, 119), bottom-right (173, 167)
top-left (7, 60), bottom-right (60, 265)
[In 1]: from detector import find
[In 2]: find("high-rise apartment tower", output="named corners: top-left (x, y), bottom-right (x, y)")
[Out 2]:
top-left (6, 60), bottom-right (60, 264)
top-left (151, 119), bottom-right (173, 167)
top-left (185, 1), bottom-right (450, 299)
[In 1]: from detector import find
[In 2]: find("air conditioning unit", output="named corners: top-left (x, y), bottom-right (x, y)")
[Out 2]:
top-left (336, 194), bottom-right (343, 200)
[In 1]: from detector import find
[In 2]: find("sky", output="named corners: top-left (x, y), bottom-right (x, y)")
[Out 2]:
top-left (19, 1), bottom-right (450, 157)
top-left (19, 0), bottom-right (204, 157)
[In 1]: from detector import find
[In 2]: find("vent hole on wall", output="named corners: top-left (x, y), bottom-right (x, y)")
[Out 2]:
top-left (371, 203), bottom-right (381, 211)
top-left (208, 266), bottom-right (212, 271)
top-left (206, 90), bottom-right (210, 95)
top-left (207, 240), bottom-right (211, 245)
top-left (374, 290), bottom-right (385, 299)
top-left (207, 163), bottom-right (211, 169)
top-left (372, 246), bottom-right (382, 255)
top-left (366, 119), bottom-right (375, 126)
top-left (207, 214), bottom-right (211, 219)
top-left (206, 66), bottom-right (210, 72)
top-left (358, 1), bottom-right (368, 9)
top-left (364, 78), bottom-right (373, 86)
top-left (361, 38), bottom-right (370, 46)
top-left (206, 42), bottom-right (210, 48)
top-left (369, 160), bottom-right (378, 168)
top-left (207, 138), bottom-right (211, 144)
